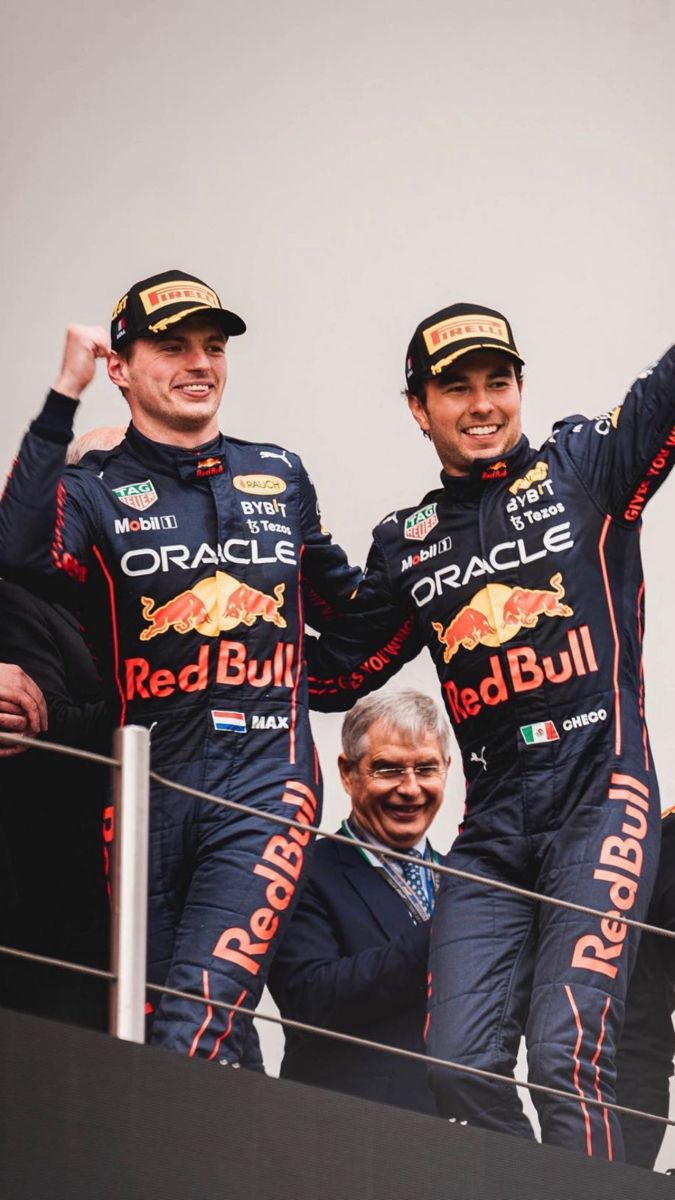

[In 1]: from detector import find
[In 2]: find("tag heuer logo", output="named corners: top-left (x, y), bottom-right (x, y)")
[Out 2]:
top-left (112, 480), bottom-right (158, 512)
top-left (404, 503), bottom-right (438, 541)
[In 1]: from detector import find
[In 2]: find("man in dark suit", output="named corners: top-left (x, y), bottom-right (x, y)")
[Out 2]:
top-left (268, 689), bottom-right (450, 1113)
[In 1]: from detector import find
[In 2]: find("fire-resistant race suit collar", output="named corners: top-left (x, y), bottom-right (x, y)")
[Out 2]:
top-left (439, 433), bottom-right (532, 498)
top-left (124, 421), bottom-right (227, 482)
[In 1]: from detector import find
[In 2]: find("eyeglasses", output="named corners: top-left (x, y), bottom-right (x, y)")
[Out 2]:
top-left (363, 764), bottom-right (445, 784)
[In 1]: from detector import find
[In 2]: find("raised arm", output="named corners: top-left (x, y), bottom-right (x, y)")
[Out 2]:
top-left (0, 325), bottom-right (109, 581)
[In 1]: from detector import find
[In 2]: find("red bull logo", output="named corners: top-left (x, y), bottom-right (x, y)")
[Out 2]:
top-left (501, 573), bottom-right (573, 628)
top-left (481, 460), bottom-right (508, 481)
top-left (224, 582), bottom-right (285, 628)
top-left (125, 640), bottom-right (296, 700)
top-left (139, 571), bottom-right (287, 640)
top-left (571, 773), bottom-right (649, 980)
top-left (432, 573), bottom-right (573, 663)
top-left (212, 782), bottom-right (318, 976)
top-left (443, 624), bottom-right (598, 724)
top-left (195, 456), bottom-right (224, 478)
top-left (140, 590), bottom-right (210, 640)
top-left (432, 607), bottom-right (497, 663)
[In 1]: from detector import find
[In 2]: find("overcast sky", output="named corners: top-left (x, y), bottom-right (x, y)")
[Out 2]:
top-left (2, 0), bottom-right (675, 1165)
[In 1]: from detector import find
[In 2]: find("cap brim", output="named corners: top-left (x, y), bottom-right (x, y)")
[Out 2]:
top-left (146, 304), bottom-right (246, 337)
top-left (430, 343), bottom-right (524, 376)
top-left (215, 308), bottom-right (247, 336)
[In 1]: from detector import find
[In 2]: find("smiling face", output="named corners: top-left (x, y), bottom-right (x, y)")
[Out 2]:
top-left (407, 349), bottom-right (523, 476)
top-left (339, 719), bottom-right (448, 850)
top-left (107, 314), bottom-right (228, 446)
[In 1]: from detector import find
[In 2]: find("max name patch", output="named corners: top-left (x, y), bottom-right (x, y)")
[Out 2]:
top-left (211, 710), bottom-right (290, 733)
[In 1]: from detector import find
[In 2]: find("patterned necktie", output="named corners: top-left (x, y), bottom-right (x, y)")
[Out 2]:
top-left (402, 850), bottom-right (431, 917)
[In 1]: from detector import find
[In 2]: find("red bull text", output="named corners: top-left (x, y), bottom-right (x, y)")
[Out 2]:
top-left (125, 641), bottom-right (296, 699)
top-left (212, 782), bottom-right (318, 976)
top-left (571, 773), bottom-right (650, 980)
top-left (443, 625), bottom-right (598, 724)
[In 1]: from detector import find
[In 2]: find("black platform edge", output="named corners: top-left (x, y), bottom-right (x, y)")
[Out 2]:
top-left (1, 1006), bottom-right (673, 1200)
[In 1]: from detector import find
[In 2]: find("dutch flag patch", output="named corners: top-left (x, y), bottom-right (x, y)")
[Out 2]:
top-left (211, 710), bottom-right (247, 733)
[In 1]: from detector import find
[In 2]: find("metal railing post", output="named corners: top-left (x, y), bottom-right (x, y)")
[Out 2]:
top-left (109, 724), bottom-right (150, 1043)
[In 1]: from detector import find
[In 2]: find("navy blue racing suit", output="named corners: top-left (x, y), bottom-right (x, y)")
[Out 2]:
top-left (616, 808), bottom-right (675, 1169)
top-left (0, 391), bottom-right (359, 1063)
top-left (308, 349), bottom-right (675, 1158)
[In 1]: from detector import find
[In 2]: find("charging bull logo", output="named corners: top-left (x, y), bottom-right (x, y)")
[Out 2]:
top-left (481, 460), bottom-right (508, 481)
top-left (432, 572), bottom-right (573, 663)
top-left (224, 583), bottom-right (285, 627)
top-left (195, 456), bottom-right (224, 478)
top-left (140, 571), bottom-right (286, 641)
top-left (501, 573), bottom-right (572, 628)
top-left (432, 608), bottom-right (497, 662)
top-left (140, 591), bottom-right (210, 639)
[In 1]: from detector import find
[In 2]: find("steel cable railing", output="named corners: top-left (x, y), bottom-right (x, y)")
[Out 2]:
top-left (1, 724), bottom-right (674, 1141)
top-left (149, 768), bottom-right (675, 943)
top-left (143, 980), bottom-right (675, 1133)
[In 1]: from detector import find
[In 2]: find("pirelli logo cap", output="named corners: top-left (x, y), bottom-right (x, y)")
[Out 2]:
top-left (405, 302), bottom-right (524, 392)
top-left (111, 269), bottom-right (246, 348)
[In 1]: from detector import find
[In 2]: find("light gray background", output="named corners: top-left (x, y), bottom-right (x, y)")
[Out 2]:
top-left (2, 0), bottom-right (674, 1169)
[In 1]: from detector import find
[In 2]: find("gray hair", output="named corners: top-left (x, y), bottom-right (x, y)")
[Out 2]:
top-left (66, 426), bottom-right (126, 466)
top-left (341, 689), bottom-right (451, 762)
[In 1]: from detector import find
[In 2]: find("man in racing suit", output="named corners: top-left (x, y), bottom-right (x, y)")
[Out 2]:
top-left (0, 269), bottom-right (359, 1064)
top-left (309, 301), bottom-right (675, 1159)
top-left (616, 807), bottom-right (675, 1169)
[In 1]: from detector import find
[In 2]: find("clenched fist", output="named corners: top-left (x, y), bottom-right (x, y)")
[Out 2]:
top-left (54, 324), bottom-right (110, 399)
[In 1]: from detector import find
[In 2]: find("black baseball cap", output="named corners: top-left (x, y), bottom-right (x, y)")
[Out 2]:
top-left (110, 269), bottom-right (246, 349)
top-left (405, 302), bottom-right (524, 393)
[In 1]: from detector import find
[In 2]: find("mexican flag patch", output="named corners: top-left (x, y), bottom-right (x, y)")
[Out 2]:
top-left (520, 721), bottom-right (559, 745)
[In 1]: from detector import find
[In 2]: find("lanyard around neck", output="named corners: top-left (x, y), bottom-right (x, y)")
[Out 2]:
top-left (342, 817), bottom-right (439, 923)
